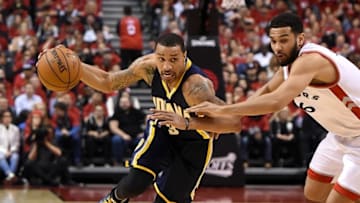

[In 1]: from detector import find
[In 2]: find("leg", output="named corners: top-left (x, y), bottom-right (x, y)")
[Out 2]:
top-left (115, 168), bottom-right (153, 198)
top-left (0, 152), bottom-right (12, 176)
top-left (304, 175), bottom-right (334, 202)
top-left (240, 134), bottom-right (249, 163)
top-left (154, 139), bottom-right (213, 203)
top-left (112, 135), bottom-right (127, 165)
top-left (71, 130), bottom-right (82, 165)
top-left (85, 135), bottom-right (96, 164)
top-left (326, 153), bottom-right (360, 203)
top-left (263, 136), bottom-right (272, 167)
top-left (100, 120), bottom-right (171, 203)
top-left (326, 187), bottom-right (357, 203)
top-left (101, 136), bottom-right (112, 164)
top-left (9, 153), bottom-right (19, 173)
top-left (304, 133), bottom-right (343, 202)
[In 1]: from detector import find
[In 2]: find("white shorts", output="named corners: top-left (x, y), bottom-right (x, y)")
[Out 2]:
top-left (309, 132), bottom-right (360, 198)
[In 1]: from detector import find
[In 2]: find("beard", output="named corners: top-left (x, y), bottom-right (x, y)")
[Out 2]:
top-left (279, 42), bottom-right (300, 66)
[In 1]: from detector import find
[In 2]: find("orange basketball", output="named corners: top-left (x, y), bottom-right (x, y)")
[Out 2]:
top-left (36, 45), bottom-right (82, 92)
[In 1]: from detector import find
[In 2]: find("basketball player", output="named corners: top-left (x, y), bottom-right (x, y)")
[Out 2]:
top-left (187, 12), bottom-right (360, 203)
top-left (78, 33), bottom-right (241, 202)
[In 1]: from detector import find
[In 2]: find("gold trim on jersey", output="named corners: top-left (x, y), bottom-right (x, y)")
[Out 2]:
top-left (190, 138), bottom-right (213, 200)
top-left (161, 59), bottom-right (192, 99)
top-left (153, 183), bottom-right (176, 203)
top-left (131, 120), bottom-right (157, 180)
top-left (196, 129), bottom-right (211, 139)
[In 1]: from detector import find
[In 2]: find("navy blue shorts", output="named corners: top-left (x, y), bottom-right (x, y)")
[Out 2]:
top-left (130, 120), bottom-right (213, 202)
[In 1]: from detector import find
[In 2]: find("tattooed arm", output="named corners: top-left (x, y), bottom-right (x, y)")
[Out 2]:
top-left (182, 75), bottom-right (242, 133)
top-left (150, 74), bottom-right (242, 133)
top-left (80, 54), bottom-right (157, 93)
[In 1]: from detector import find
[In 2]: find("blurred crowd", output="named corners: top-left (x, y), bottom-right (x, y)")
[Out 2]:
top-left (0, 0), bottom-right (360, 186)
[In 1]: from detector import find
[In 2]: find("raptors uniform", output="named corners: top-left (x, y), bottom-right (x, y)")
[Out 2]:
top-left (284, 43), bottom-right (360, 199)
top-left (131, 60), bottom-right (213, 202)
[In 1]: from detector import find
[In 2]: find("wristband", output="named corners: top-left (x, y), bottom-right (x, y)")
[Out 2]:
top-left (184, 117), bottom-right (190, 130)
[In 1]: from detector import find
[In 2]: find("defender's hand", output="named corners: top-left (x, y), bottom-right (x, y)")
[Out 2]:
top-left (186, 101), bottom-right (224, 118)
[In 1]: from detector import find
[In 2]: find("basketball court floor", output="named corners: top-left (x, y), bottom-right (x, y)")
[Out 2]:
top-left (0, 185), bottom-right (308, 203)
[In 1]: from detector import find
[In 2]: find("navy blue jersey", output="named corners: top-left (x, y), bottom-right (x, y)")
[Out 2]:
top-left (151, 59), bottom-right (210, 140)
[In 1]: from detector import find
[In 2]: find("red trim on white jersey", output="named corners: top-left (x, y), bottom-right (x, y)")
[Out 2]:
top-left (330, 85), bottom-right (360, 120)
top-left (307, 168), bottom-right (333, 183)
top-left (334, 183), bottom-right (360, 201)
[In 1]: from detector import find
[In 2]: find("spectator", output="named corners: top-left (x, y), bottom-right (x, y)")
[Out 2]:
top-left (23, 107), bottom-right (51, 154)
top-left (253, 44), bottom-right (273, 68)
top-left (52, 102), bottom-right (81, 166)
top-left (14, 83), bottom-right (43, 116)
top-left (22, 114), bottom-right (73, 186)
top-left (240, 114), bottom-right (272, 168)
top-left (82, 90), bottom-right (107, 122)
top-left (13, 62), bottom-right (36, 97)
top-left (0, 80), bottom-right (14, 107)
top-left (0, 97), bottom-right (14, 117)
top-left (117, 5), bottom-right (143, 68)
top-left (109, 94), bottom-right (145, 166)
top-left (271, 107), bottom-right (300, 167)
top-left (0, 110), bottom-right (20, 184)
top-left (83, 104), bottom-right (111, 166)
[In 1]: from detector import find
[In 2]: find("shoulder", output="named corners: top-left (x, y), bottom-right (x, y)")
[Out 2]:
top-left (183, 74), bottom-right (213, 95)
top-left (183, 74), bottom-right (218, 106)
top-left (292, 52), bottom-right (332, 72)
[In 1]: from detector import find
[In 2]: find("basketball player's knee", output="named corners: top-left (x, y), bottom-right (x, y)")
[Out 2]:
top-left (304, 187), bottom-right (326, 202)
top-left (116, 168), bottom-right (153, 198)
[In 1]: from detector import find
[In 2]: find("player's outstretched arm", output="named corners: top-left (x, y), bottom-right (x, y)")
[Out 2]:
top-left (187, 54), bottom-right (325, 117)
top-left (150, 75), bottom-right (242, 133)
top-left (80, 54), bottom-right (157, 93)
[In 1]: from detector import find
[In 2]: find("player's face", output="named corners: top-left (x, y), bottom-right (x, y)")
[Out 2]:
top-left (154, 44), bottom-right (186, 85)
top-left (269, 27), bottom-right (301, 66)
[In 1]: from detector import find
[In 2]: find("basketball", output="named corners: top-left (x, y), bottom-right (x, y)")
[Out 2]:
top-left (36, 45), bottom-right (82, 92)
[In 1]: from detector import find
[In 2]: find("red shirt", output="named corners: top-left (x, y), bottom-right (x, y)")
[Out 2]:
top-left (118, 16), bottom-right (143, 50)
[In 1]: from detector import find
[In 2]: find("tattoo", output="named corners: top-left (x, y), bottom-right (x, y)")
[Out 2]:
top-left (110, 68), bottom-right (141, 90)
top-left (110, 66), bottom-right (155, 90)
top-left (143, 66), bottom-right (155, 85)
top-left (186, 79), bottom-right (225, 105)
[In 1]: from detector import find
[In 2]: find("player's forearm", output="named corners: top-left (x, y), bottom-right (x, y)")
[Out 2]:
top-left (80, 63), bottom-right (113, 93)
top-left (81, 62), bottom-right (143, 93)
top-left (247, 85), bottom-right (271, 101)
top-left (188, 116), bottom-right (242, 133)
top-left (221, 93), bottom-right (286, 116)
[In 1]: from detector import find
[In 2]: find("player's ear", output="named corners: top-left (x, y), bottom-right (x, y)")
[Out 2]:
top-left (297, 33), bottom-right (305, 48)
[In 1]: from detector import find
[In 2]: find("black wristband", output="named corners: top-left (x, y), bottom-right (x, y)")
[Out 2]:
top-left (184, 117), bottom-right (190, 130)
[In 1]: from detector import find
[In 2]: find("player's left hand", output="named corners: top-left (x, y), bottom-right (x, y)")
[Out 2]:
top-left (186, 101), bottom-right (224, 117)
top-left (149, 109), bottom-right (188, 130)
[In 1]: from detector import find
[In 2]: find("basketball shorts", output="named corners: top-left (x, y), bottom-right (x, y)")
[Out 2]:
top-left (130, 120), bottom-right (213, 202)
top-left (308, 132), bottom-right (360, 199)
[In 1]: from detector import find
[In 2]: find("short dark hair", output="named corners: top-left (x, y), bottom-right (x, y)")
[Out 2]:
top-left (124, 6), bottom-right (132, 15)
top-left (265, 12), bottom-right (303, 35)
top-left (155, 33), bottom-right (186, 53)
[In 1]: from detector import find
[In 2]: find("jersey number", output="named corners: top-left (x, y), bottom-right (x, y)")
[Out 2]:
top-left (126, 23), bottom-right (136, 36)
top-left (168, 125), bottom-right (179, 135)
top-left (299, 102), bottom-right (316, 113)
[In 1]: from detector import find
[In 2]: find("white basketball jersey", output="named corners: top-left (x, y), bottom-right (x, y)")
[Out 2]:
top-left (284, 43), bottom-right (360, 137)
